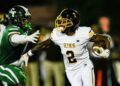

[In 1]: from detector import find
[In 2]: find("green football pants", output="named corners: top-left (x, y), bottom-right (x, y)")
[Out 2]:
top-left (0, 64), bottom-right (26, 86)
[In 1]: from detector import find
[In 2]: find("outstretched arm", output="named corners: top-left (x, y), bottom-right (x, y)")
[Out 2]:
top-left (31, 38), bottom-right (52, 54)
top-left (10, 30), bottom-right (40, 46)
top-left (19, 38), bottom-right (53, 66)
top-left (90, 34), bottom-right (110, 49)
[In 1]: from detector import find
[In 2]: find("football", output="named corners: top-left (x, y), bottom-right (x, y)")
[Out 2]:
top-left (92, 41), bottom-right (106, 54)
top-left (93, 41), bottom-right (106, 49)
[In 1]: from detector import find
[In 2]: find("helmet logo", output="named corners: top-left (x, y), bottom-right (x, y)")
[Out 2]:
top-left (9, 8), bottom-right (16, 17)
top-left (73, 12), bottom-right (77, 18)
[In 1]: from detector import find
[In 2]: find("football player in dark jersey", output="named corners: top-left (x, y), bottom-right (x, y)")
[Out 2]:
top-left (0, 5), bottom-right (40, 86)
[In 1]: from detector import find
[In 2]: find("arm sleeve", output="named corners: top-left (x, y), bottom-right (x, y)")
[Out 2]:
top-left (10, 34), bottom-right (28, 45)
top-left (86, 27), bottom-right (95, 40)
top-left (31, 39), bottom-right (52, 54)
top-left (8, 26), bottom-right (27, 46)
top-left (50, 29), bottom-right (57, 41)
top-left (90, 34), bottom-right (110, 49)
top-left (80, 27), bottom-right (95, 40)
top-left (50, 28), bottom-right (60, 45)
top-left (8, 27), bottom-right (21, 36)
top-left (88, 30), bottom-right (95, 39)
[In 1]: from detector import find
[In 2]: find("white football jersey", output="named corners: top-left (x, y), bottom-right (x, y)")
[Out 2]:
top-left (51, 27), bottom-right (94, 70)
top-left (0, 24), bottom-right (5, 44)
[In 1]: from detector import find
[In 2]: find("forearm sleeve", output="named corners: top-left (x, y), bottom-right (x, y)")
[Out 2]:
top-left (10, 34), bottom-right (28, 45)
top-left (90, 34), bottom-right (110, 49)
top-left (31, 39), bottom-right (52, 54)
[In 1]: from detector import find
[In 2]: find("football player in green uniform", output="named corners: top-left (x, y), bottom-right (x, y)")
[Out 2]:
top-left (0, 5), bottom-right (39, 86)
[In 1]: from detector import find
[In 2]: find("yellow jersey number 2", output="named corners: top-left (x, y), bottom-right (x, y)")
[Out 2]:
top-left (66, 51), bottom-right (77, 63)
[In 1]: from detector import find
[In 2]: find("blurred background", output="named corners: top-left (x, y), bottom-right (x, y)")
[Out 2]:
top-left (0, 0), bottom-right (120, 86)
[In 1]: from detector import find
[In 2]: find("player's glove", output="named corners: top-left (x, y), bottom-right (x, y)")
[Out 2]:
top-left (19, 53), bottom-right (29, 67)
top-left (19, 50), bottom-right (33, 67)
top-left (26, 30), bottom-right (40, 43)
top-left (92, 46), bottom-right (110, 58)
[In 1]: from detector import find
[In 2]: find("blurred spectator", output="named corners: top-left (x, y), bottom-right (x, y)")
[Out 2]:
top-left (43, 42), bottom-right (65, 86)
top-left (111, 34), bottom-right (120, 85)
top-left (98, 16), bottom-right (114, 48)
top-left (90, 16), bottom-right (113, 50)
top-left (98, 16), bottom-right (110, 33)
top-left (25, 62), bottom-right (40, 86)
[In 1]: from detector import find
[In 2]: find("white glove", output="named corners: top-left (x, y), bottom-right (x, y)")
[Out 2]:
top-left (19, 53), bottom-right (29, 67)
top-left (18, 50), bottom-right (33, 67)
top-left (92, 46), bottom-right (110, 58)
top-left (26, 30), bottom-right (40, 43)
top-left (10, 54), bottom-right (29, 67)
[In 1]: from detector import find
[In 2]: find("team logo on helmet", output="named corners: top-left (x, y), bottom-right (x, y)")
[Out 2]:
top-left (8, 5), bottom-right (32, 30)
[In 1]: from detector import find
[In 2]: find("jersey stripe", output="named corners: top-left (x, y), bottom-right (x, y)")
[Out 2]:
top-left (89, 30), bottom-right (95, 38)
top-left (0, 66), bottom-right (19, 83)
top-left (0, 72), bottom-right (15, 84)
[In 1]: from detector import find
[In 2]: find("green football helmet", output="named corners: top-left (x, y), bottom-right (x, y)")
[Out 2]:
top-left (7, 5), bottom-right (32, 30)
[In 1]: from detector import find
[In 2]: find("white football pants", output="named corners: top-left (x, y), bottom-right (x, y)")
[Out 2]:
top-left (66, 60), bottom-right (95, 86)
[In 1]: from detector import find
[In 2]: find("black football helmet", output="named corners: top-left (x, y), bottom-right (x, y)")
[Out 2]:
top-left (55, 8), bottom-right (80, 33)
top-left (7, 5), bottom-right (32, 30)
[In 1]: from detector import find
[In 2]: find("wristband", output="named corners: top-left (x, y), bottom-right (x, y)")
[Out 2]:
top-left (27, 50), bottom-right (33, 57)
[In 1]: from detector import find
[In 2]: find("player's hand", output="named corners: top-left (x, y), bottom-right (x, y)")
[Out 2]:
top-left (19, 53), bottom-right (29, 67)
top-left (93, 46), bottom-right (110, 58)
top-left (26, 30), bottom-right (40, 43)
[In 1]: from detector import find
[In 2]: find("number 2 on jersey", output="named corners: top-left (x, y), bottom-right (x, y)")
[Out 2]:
top-left (66, 51), bottom-right (77, 63)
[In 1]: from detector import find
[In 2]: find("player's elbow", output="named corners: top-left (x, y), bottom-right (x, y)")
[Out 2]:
top-left (104, 36), bottom-right (110, 49)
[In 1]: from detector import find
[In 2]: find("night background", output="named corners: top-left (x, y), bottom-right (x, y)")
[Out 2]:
top-left (0, 0), bottom-right (120, 86)
top-left (0, 0), bottom-right (120, 34)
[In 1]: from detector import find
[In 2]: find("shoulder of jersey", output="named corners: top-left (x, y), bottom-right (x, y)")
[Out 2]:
top-left (6, 25), bottom-right (22, 36)
top-left (52, 28), bottom-right (63, 36)
top-left (50, 28), bottom-right (64, 41)
top-left (77, 26), bottom-right (91, 31)
top-left (76, 26), bottom-right (91, 34)
top-left (7, 25), bottom-right (21, 31)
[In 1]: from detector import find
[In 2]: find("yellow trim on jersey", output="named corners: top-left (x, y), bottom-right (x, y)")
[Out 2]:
top-left (89, 30), bottom-right (95, 38)
top-left (8, 32), bottom-right (20, 36)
